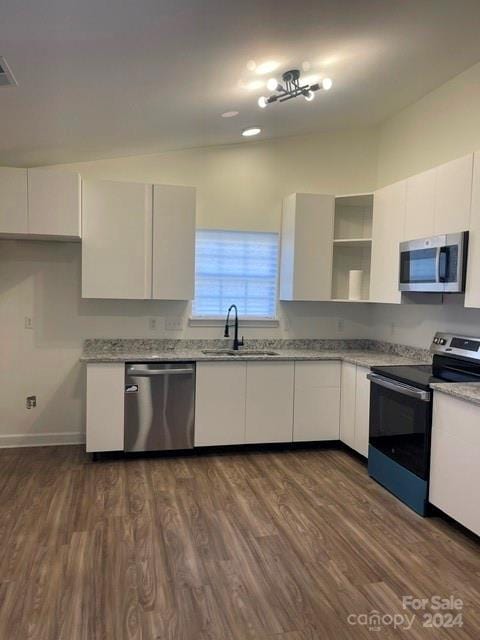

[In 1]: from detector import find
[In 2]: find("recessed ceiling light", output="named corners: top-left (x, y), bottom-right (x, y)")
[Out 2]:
top-left (255, 60), bottom-right (279, 75)
top-left (246, 60), bottom-right (257, 71)
top-left (221, 111), bottom-right (239, 118)
top-left (242, 126), bottom-right (261, 137)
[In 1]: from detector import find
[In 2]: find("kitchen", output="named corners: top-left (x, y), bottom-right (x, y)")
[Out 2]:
top-left (2, 1), bottom-right (480, 638)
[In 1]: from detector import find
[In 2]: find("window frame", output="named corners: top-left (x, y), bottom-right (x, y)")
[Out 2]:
top-left (190, 228), bottom-right (280, 322)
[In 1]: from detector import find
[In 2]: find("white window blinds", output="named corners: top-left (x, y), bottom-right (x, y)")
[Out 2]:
top-left (192, 229), bottom-right (279, 318)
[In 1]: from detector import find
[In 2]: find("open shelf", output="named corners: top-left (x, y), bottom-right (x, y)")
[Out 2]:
top-left (331, 194), bottom-right (374, 302)
top-left (333, 238), bottom-right (372, 246)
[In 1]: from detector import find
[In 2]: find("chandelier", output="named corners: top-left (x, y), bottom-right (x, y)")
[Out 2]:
top-left (258, 69), bottom-right (332, 108)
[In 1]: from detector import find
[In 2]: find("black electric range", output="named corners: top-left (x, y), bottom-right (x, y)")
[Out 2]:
top-left (367, 332), bottom-right (480, 516)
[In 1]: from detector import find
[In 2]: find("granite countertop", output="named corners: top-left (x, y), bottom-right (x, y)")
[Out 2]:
top-left (430, 382), bottom-right (480, 407)
top-left (81, 338), bottom-right (429, 369)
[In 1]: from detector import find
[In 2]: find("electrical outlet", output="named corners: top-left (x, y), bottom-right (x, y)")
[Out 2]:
top-left (149, 317), bottom-right (157, 331)
top-left (24, 316), bottom-right (33, 330)
top-left (337, 319), bottom-right (345, 333)
top-left (26, 395), bottom-right (36, 409)
top-left (165, 317), bottom-right (183, 331)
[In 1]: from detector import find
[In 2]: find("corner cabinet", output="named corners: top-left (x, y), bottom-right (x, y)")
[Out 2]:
top-left (339, 362), bottom-right (370, 457)
top-left (370, 180), bottom-right (406, 304)
top-left (82, 179), bottom-right (196, 300)
top-left (279, 193), bottom-right (334, 301)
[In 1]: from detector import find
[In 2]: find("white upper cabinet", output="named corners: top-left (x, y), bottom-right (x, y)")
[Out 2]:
top-left (403, 154), bottom-right (472, 241)
top-left (370, 180), bottom-right (406, 304)
top-left (279, 193), bottom-right (335, 301)
top-left (465, 150), bottom-right (480, 308)
top-left (404, 167), bottom-right (436, 240)
top-left (27, 168), bottom-right (81, 239)
top-left (152, 184), bottom-right (195, 300)
top-left (0, 167), bottom-right (28, 235)
top-left (434, 154), bottom-right (473, 234)
top-left (82, 179), bottom-right (153, 299)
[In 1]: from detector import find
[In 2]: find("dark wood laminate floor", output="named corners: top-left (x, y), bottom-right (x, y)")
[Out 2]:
top-left (0, 446), bottom-right (479, 639)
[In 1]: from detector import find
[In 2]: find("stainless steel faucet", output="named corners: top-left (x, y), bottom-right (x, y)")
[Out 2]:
top-left (224, 304), bottom-right (244, 350)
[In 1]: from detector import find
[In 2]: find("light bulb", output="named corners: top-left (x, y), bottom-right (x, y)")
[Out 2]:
top-left (258, 96), bottom-right (268, 109)
top-left (322, 77), bottom-right (333, 91)
top-left (304, 90), bottom-right (315, 102)
top-left (266, 77), bottom-right (278, 92)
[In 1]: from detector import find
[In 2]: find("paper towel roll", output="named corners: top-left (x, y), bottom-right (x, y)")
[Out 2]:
top-left (348, 270), bottom-right (363, 300)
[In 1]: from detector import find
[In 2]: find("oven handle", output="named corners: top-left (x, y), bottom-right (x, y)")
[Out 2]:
top-left (367, 373), bottom-right (431, 402)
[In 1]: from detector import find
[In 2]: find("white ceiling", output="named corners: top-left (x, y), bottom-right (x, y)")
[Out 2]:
top-left (2, 0), bottom-right (480, 166)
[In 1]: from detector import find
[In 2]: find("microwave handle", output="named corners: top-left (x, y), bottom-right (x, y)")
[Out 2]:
top-left (438, 246), bottom-right (447, 282)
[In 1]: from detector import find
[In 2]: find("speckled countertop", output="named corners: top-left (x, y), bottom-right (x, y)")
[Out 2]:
top-left (81, 338), bottom-right (430, 369)
top-left (430, 382), bottom-right (480, 407)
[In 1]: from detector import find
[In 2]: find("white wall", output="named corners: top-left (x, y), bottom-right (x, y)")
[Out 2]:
top-left (58, 127), bottom-right (379, 231)
top-left (377, 60), bottom-right (480, 187)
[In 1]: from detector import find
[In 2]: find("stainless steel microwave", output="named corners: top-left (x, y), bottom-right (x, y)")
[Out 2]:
top-left (399, 231), bottom-right (468, 293)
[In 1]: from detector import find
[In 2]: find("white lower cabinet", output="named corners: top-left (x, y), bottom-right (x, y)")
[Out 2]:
top-left (245, 362), bottom-right (294, 444)
top-left (430, 392), bottom-right (480, 536)
top-left (194, 362), bottom-right (247, 446)
top-left (293, 362), bottom-right (340, 441)
top-left (340, 362), bottom-right (370, 457)
top-left (86, 363), bottom-right (124, 452)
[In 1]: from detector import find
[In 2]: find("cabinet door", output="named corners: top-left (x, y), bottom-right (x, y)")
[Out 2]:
top-left (152, 185), bottom-right (195, 300)
top-left (434, 154), bottom-right (473, 234)
top-left (279, 193), bottom-right (334, 300)
top-left (465, 151), bottom-right (480, 308)
top-left (354, 366), bottom-right (370, 457)
top-left (28, 168), bottom-right (81, 238)
top-left (82, 179), bottom-right (153, 299)
top-left (195, 362), bottom-right (246, 446)
top-left (340, 362), bottom-right (356, 449)
top-left (245, 362), bottom-right (294, 443)
top-left (86, 363), bottom-right (124, 452)
top-left (370, 180), bottom-right (406, 303)
top-left (404, 168), bottom-right (435, 240)
top-left (0, 167), bottom-right (28, 235)
top-left (430, 393), bottom-right (480, 536)
top-left (293, 361), bottom-right (340, 441)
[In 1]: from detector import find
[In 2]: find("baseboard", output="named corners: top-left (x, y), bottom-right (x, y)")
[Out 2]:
top-left (0, 432), bottom-right (86, 448)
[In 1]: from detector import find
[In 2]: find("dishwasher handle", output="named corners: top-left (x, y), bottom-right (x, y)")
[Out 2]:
top-left (126, 367), bottom-right (194, 377)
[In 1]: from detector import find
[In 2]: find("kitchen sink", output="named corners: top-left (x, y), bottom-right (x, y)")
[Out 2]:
top-left (201, 349), bottom-right (279, 356)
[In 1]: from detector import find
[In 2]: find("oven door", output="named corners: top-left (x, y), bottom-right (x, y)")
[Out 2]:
top-left (367, 373), bottom-right (432, 480)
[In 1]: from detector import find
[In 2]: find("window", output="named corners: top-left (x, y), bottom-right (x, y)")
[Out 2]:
top-left (192, 229), bottom-right (279, 319)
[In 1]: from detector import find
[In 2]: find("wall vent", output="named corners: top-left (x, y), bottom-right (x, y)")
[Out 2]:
top-left (0, 57), bottom-right (18, 87)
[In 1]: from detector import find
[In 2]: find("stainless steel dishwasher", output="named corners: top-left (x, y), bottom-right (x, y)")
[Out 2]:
top-left (124, 362), bottom-right (195, 451)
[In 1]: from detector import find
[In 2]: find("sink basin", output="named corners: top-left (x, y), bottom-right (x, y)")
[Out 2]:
top-left (201, 349), bottom-right (279, 356)
top-left (201, 349), bottom-right (236, 355)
